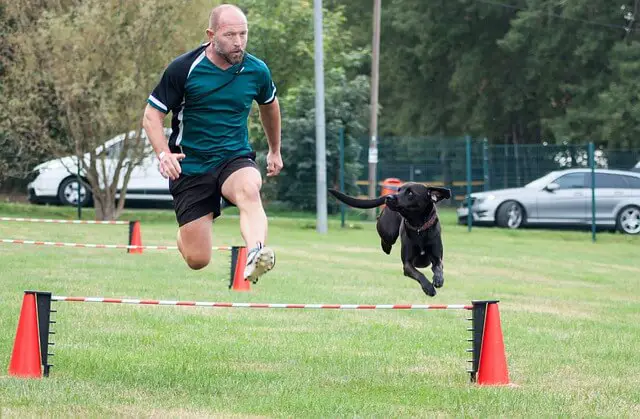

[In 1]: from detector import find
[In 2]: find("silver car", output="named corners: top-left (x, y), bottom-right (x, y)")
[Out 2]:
top-left (456, 169), bottom-right (640, 234)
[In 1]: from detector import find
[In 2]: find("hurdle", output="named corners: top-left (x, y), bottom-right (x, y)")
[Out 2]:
top-left (7, 291), bottom-right (510, 386)
top-left (0, 217), bottom-right (143, 254)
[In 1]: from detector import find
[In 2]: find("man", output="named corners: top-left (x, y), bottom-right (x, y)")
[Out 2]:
top-left (142, 4), bottom-right (282, 284)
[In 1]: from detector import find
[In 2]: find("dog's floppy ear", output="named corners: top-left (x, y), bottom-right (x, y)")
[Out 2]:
top-left (376, 208), bottom-right (401, 255)
top-left (427, 187), bottom-right (451, 203)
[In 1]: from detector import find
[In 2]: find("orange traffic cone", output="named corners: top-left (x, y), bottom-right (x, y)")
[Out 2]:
top-left (477, 302), bottom-right (510, 385)
top-left (8, 293), bottom-right (43, 378)
top-left (229, 246), bottom-right (250, 292)
top-left (128, 220), bottom-right (143, 254)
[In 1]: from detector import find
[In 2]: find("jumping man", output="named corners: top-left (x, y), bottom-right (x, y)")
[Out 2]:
top-left (142, 4), bottom-right (282, 283)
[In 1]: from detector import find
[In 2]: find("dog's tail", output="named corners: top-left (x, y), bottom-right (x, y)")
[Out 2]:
top-left (328, 189), bottom-right (388, 209)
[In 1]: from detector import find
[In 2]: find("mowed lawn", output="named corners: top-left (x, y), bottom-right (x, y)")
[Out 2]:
top-left (0, 202), bottom-right (638, 417)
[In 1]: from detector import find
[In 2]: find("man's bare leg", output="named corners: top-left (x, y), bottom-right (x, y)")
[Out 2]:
top-left (176, 213), bottom-right (213, 270)
top-left (221, 167), bottom-right (267, 248)
top-left (221, 167), bottom-right (274, 282)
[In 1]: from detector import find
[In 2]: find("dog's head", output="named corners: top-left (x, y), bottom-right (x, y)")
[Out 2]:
top-left (384, 183), bottom-right (451, 217)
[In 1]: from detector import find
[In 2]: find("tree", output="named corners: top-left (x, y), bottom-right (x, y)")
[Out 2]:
top-left (0, 0), bottom-right (203, 219)
top-left (240, 0), bottom-right (366, 152)
top-left (275, 69), bottom-right (370, 211)
top-left (595, 40), bottom-right (640, 150)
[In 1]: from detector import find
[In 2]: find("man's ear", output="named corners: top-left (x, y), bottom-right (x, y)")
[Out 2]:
top-left (427, 187), bottom-right (451, 203)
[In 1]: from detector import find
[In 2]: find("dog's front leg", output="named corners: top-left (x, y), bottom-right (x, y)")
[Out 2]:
top-left (403, 262), bottom-right (436, 297)
top-left (428, 236), bottom-right (445, 289)
top-left (431, 260), bottom-right (444, 288)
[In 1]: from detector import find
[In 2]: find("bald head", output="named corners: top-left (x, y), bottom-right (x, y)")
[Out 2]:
top-left (209, 4), bottom-right (247, 32)
top-left (205, 4), bottom-right (248, 66)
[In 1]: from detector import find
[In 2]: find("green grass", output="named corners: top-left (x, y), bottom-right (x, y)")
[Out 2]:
top-left (1, 203), bottom-right (639, 417)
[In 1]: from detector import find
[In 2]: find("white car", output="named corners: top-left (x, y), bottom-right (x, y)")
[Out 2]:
top-left (27, 130), bottom-right (171, 206)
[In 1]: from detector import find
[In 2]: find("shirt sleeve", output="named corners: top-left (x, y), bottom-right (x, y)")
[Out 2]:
top-left (147, 61), bottom-right (186, 114)
top-left (255, 65), bottom-right (277, 105)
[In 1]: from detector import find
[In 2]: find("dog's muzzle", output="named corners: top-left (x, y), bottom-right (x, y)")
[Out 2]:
top-left (385, 195), bottom-right (397, 210)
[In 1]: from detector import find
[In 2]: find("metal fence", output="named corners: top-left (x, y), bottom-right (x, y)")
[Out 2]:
top-left (353, 136), bottom-right (640, 207)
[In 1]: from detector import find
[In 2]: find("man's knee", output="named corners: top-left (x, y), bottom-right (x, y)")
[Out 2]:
top-left (183, 252), bottom-right (211, 270)
top-left (236, 179), bottom-right (262, 204)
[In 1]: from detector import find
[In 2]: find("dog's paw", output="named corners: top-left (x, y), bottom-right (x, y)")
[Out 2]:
top-left (422, 284), bottom-right (437, 297)
top-left (381, 240), bottom-right (392, 254)
top-left (433, 274), bottom-right (444, 288)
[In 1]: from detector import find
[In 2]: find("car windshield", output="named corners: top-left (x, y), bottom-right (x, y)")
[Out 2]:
top-left (524, 172), bottom-right (558, 189)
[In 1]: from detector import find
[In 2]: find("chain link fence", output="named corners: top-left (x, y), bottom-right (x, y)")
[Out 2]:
top-left (351, 136), bottom-right (640, 210)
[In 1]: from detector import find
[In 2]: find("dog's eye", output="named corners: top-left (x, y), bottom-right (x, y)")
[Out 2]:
top-left (407, 190), bottom-right (413, 197)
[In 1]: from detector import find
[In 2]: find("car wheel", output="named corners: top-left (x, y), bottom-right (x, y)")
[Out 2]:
top-left (617, 205), bottom-right (640, 235)
top-left (496, 200), bottom-right (525, 229)
top-left (58, 177), bottom-right (92, 207)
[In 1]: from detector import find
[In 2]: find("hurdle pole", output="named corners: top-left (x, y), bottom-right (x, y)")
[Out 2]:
top-left (0, 217), bottom-right (129, 225)
top-left (50, 296), bottom-right (473, 310)
top-left (0, 239), bottom-right (232, 251)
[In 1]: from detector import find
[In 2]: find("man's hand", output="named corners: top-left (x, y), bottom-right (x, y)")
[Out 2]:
top-left (158, 151), bottom-right (186, 180)
top-left (266, 150), bottom-right (283, 177)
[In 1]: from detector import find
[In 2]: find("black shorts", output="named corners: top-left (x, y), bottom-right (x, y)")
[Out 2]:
top-left (169, 152), bottom-right (258, 226)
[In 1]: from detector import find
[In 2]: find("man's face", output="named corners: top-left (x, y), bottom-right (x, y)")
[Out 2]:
top-left (208, 21), bottom-right (248, 65)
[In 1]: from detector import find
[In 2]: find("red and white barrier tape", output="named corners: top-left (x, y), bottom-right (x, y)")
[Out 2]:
top-left (51, 296), bottom-right (472, 310)
top-left (0, 217), bottom-right (129, 225)
top-left (1, 239), bottom-right (232, 251)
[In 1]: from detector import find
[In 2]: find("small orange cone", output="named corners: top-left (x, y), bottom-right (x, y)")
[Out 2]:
top-left (128, 220), bottom-right (143, 254)
top-left (8, 293), bottom-right (43, 378)
top-left (477, 302), bottom-right (510, 385)
top-left (230, 246), bottom-right (250, 292)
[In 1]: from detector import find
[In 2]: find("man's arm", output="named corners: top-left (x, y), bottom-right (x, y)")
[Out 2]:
top-left (142, 104), bottom-right (185, 180)
top-left (258, 97), bottom-right (283, 177)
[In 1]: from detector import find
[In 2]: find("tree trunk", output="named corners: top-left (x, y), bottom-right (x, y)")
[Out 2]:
top-left (94, 189), bottom-right (117, 221)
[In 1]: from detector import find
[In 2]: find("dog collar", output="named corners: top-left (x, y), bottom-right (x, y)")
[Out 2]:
top-left (404, 207), bottom-right (437, 233)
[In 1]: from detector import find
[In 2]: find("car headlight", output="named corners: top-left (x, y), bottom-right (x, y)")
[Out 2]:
top-left (474, 195), bottom-right (495, 205)
top-left (26, 169), bottom-right (40, 183)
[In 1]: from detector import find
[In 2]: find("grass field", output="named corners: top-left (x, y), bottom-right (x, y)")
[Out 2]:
top-left (1, 202), bottom-right (639, 417)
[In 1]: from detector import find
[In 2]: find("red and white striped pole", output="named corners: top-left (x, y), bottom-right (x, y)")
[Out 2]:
top-left (0, 217), bottom-right (129, 225)
top-left (0, 239), bottom-right (232, 251)
top-left (51, 295), bottom-right (473, 310)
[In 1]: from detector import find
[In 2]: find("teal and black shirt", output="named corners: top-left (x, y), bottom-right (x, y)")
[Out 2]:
top-left (147, 43), bottom-right (277, 175)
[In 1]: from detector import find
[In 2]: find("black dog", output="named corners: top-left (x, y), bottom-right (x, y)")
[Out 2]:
top-left (329, 183), bottom-right (451, 297)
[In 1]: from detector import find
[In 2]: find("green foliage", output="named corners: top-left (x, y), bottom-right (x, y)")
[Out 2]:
top-left (243, 0), bottom-right (367, 152)
top-left (341, 0), bottom-right (640, 150)
top-left (0, 0), bottom-right (203, 217)
top-left (274, 68), bottom-right (370, 211)
top-left (586, 40), bottom-right (640, 151)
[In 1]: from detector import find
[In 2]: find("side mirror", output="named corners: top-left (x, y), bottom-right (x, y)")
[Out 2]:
top-left (545, 182), bottom-right (560, 192)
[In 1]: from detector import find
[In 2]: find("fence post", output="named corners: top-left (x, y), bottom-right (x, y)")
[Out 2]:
top-left (482, 137), bottom-right (490, 191)
top-left (339, 126), bottom-right (345, 228)
top-left (503, 142), bottom-right (508, 189)
top-left (466, 135), bottom-right (473, 232)
top-left (589, 142), bottom-right (596, 243)
top-left (514, 141), bottom-right (521, 187)
top-left (76, 157), bottom-right (82, 220)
